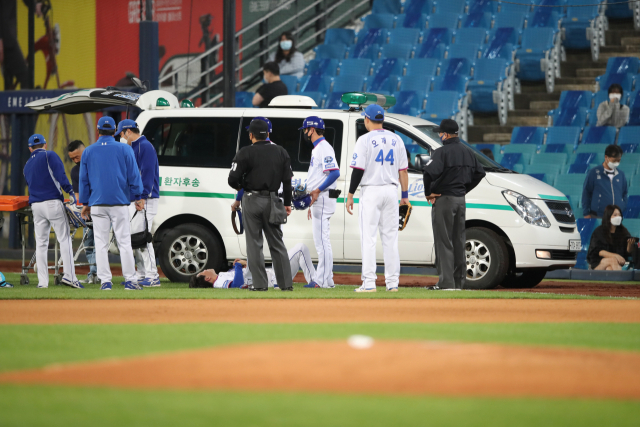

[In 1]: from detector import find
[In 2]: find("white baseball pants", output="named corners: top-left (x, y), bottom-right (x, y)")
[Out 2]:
top-left (91, 205), bottom-right (137, 284)
top-left (288, 243), bottom-right (316, 284)
top-left (31, 200), bottom-right (77, 287)
top-left (311, 194), bottom-right (336, 288)
top-left (359, 185), bottom-right (400, 289)
top-left (129, 198), bottom-right (159, 280)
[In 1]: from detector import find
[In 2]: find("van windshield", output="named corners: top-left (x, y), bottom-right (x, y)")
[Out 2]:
top-left (413, 125), bottom-right (511, 173)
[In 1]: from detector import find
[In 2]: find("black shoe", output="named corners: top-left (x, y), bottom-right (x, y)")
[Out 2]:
top-left (280, 287), bottom-right (293, 291)
top-left (249, 287), bottom-right (268, 291)
top-left (425, 285), bottom-right (441, 290)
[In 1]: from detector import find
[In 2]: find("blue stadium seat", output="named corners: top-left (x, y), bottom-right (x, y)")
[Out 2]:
top-left (627, 90), bottom-right (640, 126)
top-left (324, 28), bottom-right (356, 46)
top-left (576, 218), bottom-right (598, 251)
top-left (368, 59), bottom-right (404, 91)
top-left (500, 153), bottom-right (528, 170)
top-left (493, 11), bottom-right (528, 30)
top-left (606, 1), bottom-right (633, 19)
top-left (625, 219), bottom-right (640, 238)
top-left (431, 75), bottom-right (469, 92)
top-left (380, 43), bottom-right (415, 59)
top-left (416, 28), bottom-right (453, 58)
top-left (405, 58), bottom-right (440, 76)
top-left (294, 91), bottom-right (326, 108)
top-left (397, 13), bottom-right (429, 29)
top-left (400, 0), bottom-right (433, 27)
top-left (498, 0), bottom-right (532, 15)
top-left (422, 91), bottom-right (463, 122)
top-left (426, 12), bottom-right (462, 29)
top-left (501, 143), bottom-right (538, 155)
top-left (562, 0), bottom-right (600, 49)
top-left (620, 143), bottom-right (638, 154)
top-left (305, 59), bottom-right (340, 77)
top-left (576, 143), bottom-right (604, 154)
top-left (530, 2), bottom-right (561, 29)
top-left (581, 126), bottom-right (616, 145)
top-left (545, 144), bottom-right (574, 154)
top-left (389, 28), bottom-right (422, 45)
top-left (550, 107), bottom-right (588, 127)
top-left (400, 74), bottom-right (432, 92)
top-left (324, 93), bottom-right (346, 110)
top-left (475, 143), bottom-right (500, 156)
top-left (356, 28), bottom-right (389, 45)
top-left (618, 126), bottom-right (640, 145)
top-left (482, 28), bottom-right (519, 61)
top-left (298, 75), bottom-right (332, 93)
top-left (468, 0), bottom-right (495, 14)
top-left (596, 57), bottom-right (640, 92)
top-left (235, 92), bottom-right (254, 108)
top-left (547, 126), bottom-right (581, 149)
top-left (315, 43), bottom-right (348, 59)
top-left (389, 90), bottom-right (428, 115)
top-left (523, 164), bottom-right (559, 183)
top-left (567, 163), bottom-right (590, 174)
top-left (517, 27), bottom-right (558, 81)
top-left (331, 75), bottom-right (367, 93)
top-left (347, 44), bottom-right (381, 60)
top-left (280, 75), bottom-right (299, 94)
top-left (363, 13), bottom-right (396, 30)
top-left (557, 173), bottom-right (587, 187)
top-left (530, 152), bottom-right (568, 167)
top-left (371, 0), bottom-right (403, 14)
top-left (439, 58), bottom-right (473, 77)
top-left (555, 90), bottom-right (594, 112)
top-left (462, 12), bottom-right (492, 28)
top-left (454, 28), bottom-right (489, 45)
top-left (433, 0), bottom-right (467, 14)
top-left (338, 59), bottom-right (373, 76)
top-left (623, 195), bottom-right (640, 218)
top-left (446, 43), bottom-right (481, 60)
top-left (467, 58), bottom-right (510, 113)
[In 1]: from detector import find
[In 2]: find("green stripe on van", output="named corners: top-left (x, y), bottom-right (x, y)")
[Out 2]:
top-left (159, 191), bottom-right (235, 199)
top-left (539, 194), bottom-right (568, 201)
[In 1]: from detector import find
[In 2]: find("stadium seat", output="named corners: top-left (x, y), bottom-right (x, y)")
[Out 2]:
top-left (416, 28), bottom-right (453, 58)
top-left (569, 151), bottom-right (603, 167)
top-left (426, 13), bottom-right (462, 29)
top-left (371, 0), bottom-right (403, 15)
top-left (475, 143), bottom-right (500, 156)
top-left (368, 59), bottom-right (404, 91)
top-left (493, 11), bottom-right (528, 30)
top-left (294, 91), bottom-right (325, 108)
top-left (298, 75), bottom-right (332, 93)
top-left (500, 153), bottom-right (529, 170)
top-left (397, 13), bottom-right (429, 29)
top-left (380, 43), bottom-right (415, 59)
top-left (324, 28), bottom-right (356, 46)
top-left (422, 91), bottom-right (464, 122)
top-left (523, 164), bottom-right (559, 184)
top-left (623, 195), bottom-right (640, 218)
top-left (620, 153), bottom-right (640, 172)
top-left (501, 143), bottom-right (538, 156)
top-left (468, 0), bottom-right (495, 14)
top-left (606, 1), bottom-right (633, 19)
top-left (596, 57), bottom-right (640, 92)
top-left (439, 58), bottom-right (473, 77)
top-left (306, 58), bottom-right (340, 77)
top-left (576, 218), bottom-right (598, 251)
top-left (549, 107), bottom-right (587, 127)
top-left (315, 43), bottom-right (348, 59)
top-left (530, 2), bottom-right (561, 29)
top-left (575, 144), bottom-right (604, 154)
top-left (567, 163), bottom-right (590, 174)
top-left (338, 59), bottom-right (373, 76)
top-left (399, 0), bottom-right (433, 27)
top-left (431, 75), bottom-right (469, 92)
top-left (581, 126), bottom-right (616, 145)
top-left (347, 44), bottom-right (381, 60)
top-left (446, 44), bottom-right (482, 60)
top-left (467, 58), bottom-right (511, 117)
top-left (558, 173), bottom-right (588, 187)
top-left (405, 58), bottom-right (440, 76)
top-left (498, 0), bottom-right (533, 15)
top-left (618, 126), bottom-right (640, 145)
top-left (547, 127), bottom-right (581, 149)
top-left (331, 75), bottom-right (367, 93)
top-left (624, 219), bottom-right (640, 238)
top-left (618, 161), bottom-right (639, 177)
top-left (555, 182), bottom-right (584, 201)
top-left (562, 0), bottom-right (601, 50)
top-left (545, 144), bottom-right (574, 154)
top-left (517, 27), bottom-right (558, 85)
top-left (280, 75), bottom-right (299, 94)
top-left (462, 12), bottom-right (492, 28)
top-left (363, 13), bottom-right (396, 30)
top-left (433, 0), bottom-right (466, 14)
top-left (389, 90), bottom-right (428, 115)
top-left (235, 92), bottom-right (254, 108)
top-left (620, 143), bottom-right (638, 154)
top-left (627, 90), bottom-right (640, 126)
top-left (554, 90), bottom-right (594, 112)
top-left (356, 28), bottom-right (389, 46)
top-left (629, 185), bottom-right (640, 196)
top-left (482, 28), bottom-right (519, 61)
top-left (454, 28), bottom-right (489, 45)
top-left (530, 152), bottom-right (568, 167)
top-left (389, 28), bottom-right (422, 44)
top-left (400, 74), bottom-right (432, 92)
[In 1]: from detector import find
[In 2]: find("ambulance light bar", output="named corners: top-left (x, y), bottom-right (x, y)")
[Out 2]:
top-left (340, 92), bottom-right (396, 110)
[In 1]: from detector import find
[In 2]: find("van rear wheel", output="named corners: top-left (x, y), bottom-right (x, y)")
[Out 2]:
top-left (463, 227), bottom-right (509, 290)
top-left (501, 268), bottom-right (547, 289)
top-left (159, 224), bottom-right (225, 283)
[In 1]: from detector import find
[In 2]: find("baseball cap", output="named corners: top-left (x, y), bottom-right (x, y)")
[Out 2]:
top-left (299, 116), bottom-right (325, 130)
top-left (97, 116), bottom-right (116, 131)
top-left (361, 104), bottom-right (385, 121)
top-left (116, 119), bottom-right (138, 135)
top-left (248, 119), bottom-right (269, 138)
top-left (28, 134), bottom-right (46, 147)
top-left (245, 117), bottom-right (272, 133)
top-left (433, 119), bottom-right (459, 134)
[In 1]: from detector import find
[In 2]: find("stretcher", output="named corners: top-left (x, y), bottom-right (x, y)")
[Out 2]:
top-left (0, 196), bottom-right (108, 285)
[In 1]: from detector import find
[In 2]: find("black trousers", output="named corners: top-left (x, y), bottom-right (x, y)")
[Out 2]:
top-left (432, 195), bottom-right (466, 289)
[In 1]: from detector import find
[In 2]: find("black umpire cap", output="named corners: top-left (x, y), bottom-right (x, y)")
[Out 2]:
top-left (248, 119), bottom-right (269, 139)
top-left (433, 119), bottom-right (459, 134)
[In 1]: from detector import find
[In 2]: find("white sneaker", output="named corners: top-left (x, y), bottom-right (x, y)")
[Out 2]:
top-left (37, 285), bottom-right (48, 288)
top-left (354, 285), bottom-right (376, 293)
top-left (386, 287), bottom-right (398, 292)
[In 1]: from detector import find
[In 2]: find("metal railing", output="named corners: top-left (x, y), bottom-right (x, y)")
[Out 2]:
top-left (159, 0), bottom-right (370, 107)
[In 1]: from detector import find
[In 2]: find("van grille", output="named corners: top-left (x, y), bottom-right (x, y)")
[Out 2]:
top-left (544, 201), bottom-right (576, 224)
top-left (548, 250), bottom-right (578, 261)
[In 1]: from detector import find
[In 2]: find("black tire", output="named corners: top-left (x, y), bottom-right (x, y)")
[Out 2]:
top-left (501, 268), bottom-right (547, 289)
top-left (158, 223), bottom-right (225, 283)
top-left (463, 227), bottom-right (509, 290)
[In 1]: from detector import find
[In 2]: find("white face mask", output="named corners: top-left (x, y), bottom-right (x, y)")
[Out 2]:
top-left (120, 137), bottom-right (128, 144)
top-left (609, 93), bottom-right (622, 101)
top-left (611, 216), bottom-right (622, 226)
top-left (280, 40), bottom-right (293, 50)
top-left (607, 161), bottom-right (620, 170)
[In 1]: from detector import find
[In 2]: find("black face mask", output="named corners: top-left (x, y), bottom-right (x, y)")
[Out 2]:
top-left (303, 130), bottom-right (311, 142)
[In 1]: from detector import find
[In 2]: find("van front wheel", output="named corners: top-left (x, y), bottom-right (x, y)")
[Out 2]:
top-left (501, 268), bottom-right (547, 289)
top-left (463, 227), bottom-right (509, 290)
top-left (159, 224), bottom-right (225, 283)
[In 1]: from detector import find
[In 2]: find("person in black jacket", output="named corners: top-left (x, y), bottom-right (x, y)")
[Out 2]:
top-left (587, 204), bottom-right (636, 270)
top-left (422, 119), bottom-right (486, 290)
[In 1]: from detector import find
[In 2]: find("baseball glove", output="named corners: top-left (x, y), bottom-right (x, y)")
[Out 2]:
top-left (399, 203), bottom-right (412, 231)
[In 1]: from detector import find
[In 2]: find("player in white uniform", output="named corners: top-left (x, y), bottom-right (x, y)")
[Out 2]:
top-left (346, 104), bottom-right (410, 292)
top-left (194, 243), bottom-right (316, 288)
top-left (300, 116), bottom-right (340, 288)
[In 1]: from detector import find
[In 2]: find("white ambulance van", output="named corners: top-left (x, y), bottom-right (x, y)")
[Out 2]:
top-left (28, 89), bottom-right (581, 289)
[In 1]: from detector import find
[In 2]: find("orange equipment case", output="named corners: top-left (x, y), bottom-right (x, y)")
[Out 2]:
top-left (0, 196), bottom-right (30, 211)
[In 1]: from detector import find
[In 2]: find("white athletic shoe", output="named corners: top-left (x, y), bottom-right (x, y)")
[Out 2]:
top-left (386, 287), bottom-right (398, 292)
top-left (37, 285), bottom-right (48, 288)
top-left (354, 285), bottom-right (376, 293)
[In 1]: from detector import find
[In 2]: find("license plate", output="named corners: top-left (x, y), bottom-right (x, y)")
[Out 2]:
top-left (569, 239), bottom-right (581, 252)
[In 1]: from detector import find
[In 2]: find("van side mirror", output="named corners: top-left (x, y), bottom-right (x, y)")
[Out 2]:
top-left (414, 154), bottom-right (431, 171)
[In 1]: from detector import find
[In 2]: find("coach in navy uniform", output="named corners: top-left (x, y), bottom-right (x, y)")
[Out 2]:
top-left (228, 119), bottom-right (293, 291)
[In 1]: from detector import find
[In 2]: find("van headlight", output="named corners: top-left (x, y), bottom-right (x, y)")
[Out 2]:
top-left (502, 190), bottom-right (551, 228)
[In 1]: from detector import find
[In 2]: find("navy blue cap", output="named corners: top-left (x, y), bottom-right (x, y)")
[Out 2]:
top-left (97, 116), bottom-right (116, 131)
top-left (116, 119), bottom-right (138, 135)
top-left (361, 104), bottom-right (385, 121)
top-left (245, 117), bottom-right (272, 133)
top-left (299, 116), bottom-right (325, 130)
top-left (28, 134), bottom-right (46, 147)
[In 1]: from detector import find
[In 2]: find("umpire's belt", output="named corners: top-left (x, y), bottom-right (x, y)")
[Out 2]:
top-left (247, 190), bottom-right (283, 198)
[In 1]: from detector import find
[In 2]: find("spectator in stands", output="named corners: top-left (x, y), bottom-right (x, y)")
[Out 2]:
top-left (587, 205), bottom-right (636, 270)
top-left (252, 62), bottom-right (288, 108)
top-left (268, 31), bottom-right (305, 78)
top-left (582, 144), bottom-right (628, 219)
top-left (596, 83), bottom-right (629, 128)
top-left (480, 148), bottom-right (495, 161)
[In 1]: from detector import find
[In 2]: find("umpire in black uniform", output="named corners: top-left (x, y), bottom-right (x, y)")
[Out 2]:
top-left (228, 120), bottom-right (294, 291)
top-left (423, 119), bottom-right (486, 290)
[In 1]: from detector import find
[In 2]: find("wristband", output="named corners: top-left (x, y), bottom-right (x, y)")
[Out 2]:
top-left (401, 191), bottom-right (408, 198)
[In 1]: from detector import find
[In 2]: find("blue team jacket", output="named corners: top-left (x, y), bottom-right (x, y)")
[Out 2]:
top-left (23, 149), bottom-right (74, 204)
top-left (582, 164), bottom-right (628, 217)
top-left (130, 135), bottom-right (160, 200)
top-left (79, 136), bottom-right (144, 206)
